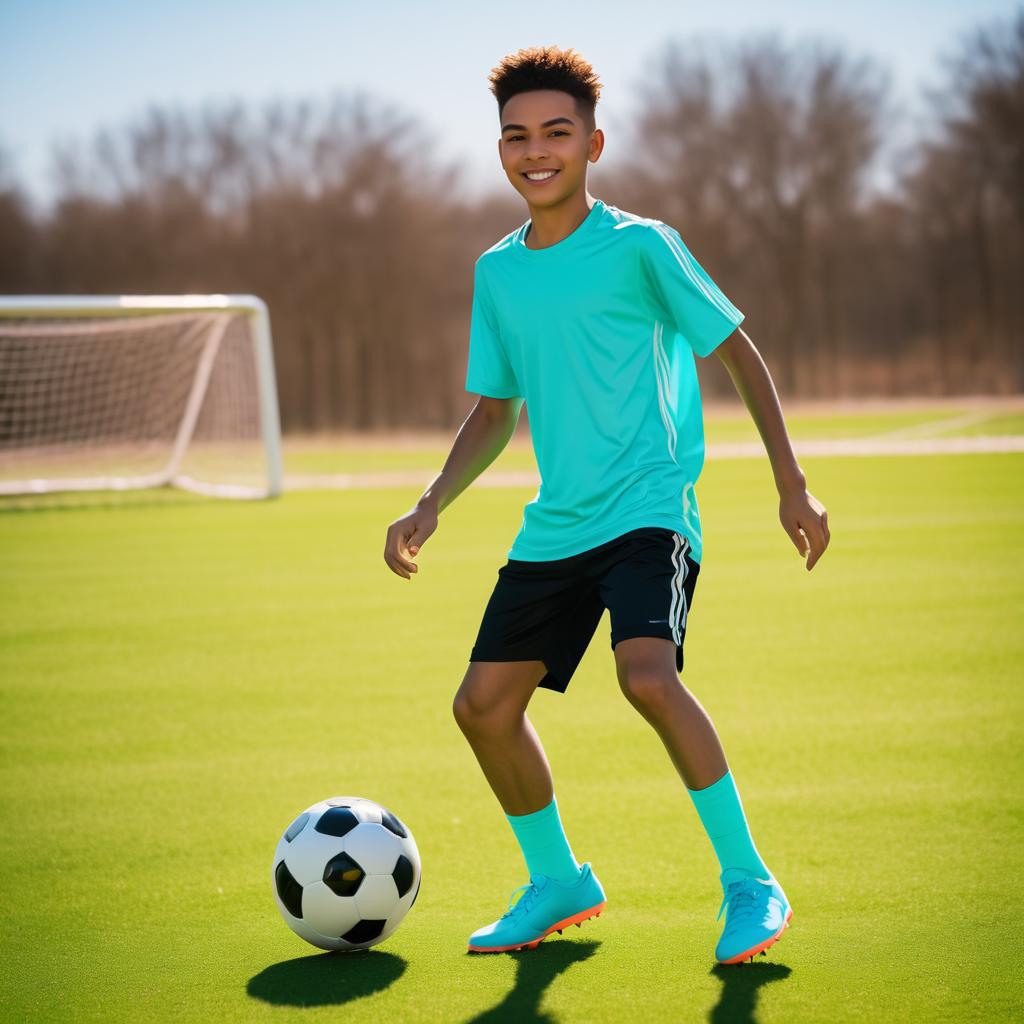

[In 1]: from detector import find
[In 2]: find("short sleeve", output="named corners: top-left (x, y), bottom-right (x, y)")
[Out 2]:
top-left (464, 261), bottom-right (522, 399)
top-left (639, 222), bottom-right (744, 358)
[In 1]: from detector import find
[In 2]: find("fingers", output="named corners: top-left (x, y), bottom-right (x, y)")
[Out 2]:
top-left (782, 494), bottom-right (829, 571)
top-left (803, 512), bottom-right (829, 571)
top-left (384, 526), bottom-right (418, 579)
top-left (384, 550), bottom-right (415, 579)
top-left (405, 518), bottom-right (436, 559)
top-left (403, 525), bottom-right (427, 562)
top-left (785, 520), bottom-right (809, 558)
top-left (805, 535), bottom-right (821, 570)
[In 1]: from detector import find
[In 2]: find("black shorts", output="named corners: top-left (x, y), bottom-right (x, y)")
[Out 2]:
top-left (469, 527), bottom-right (700, 694)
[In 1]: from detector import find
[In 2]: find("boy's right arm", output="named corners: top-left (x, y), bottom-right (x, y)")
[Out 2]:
top-left (383, 395), bottom-right (524, 580)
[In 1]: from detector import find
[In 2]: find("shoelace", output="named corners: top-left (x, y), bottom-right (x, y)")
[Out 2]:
top-left (502, 879), bottom-right (542, 920)
top-left (717, 876), bottom-right (770, 924)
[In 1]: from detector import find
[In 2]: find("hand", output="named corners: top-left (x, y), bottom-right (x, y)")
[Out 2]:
top-left (779, 485), bottom-right (830, 571)
top-left (384, 502), bottom-right (438, 580)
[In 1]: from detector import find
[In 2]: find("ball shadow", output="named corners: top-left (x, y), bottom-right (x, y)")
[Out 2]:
top-left (248, 948), bottom-right (406, 1008)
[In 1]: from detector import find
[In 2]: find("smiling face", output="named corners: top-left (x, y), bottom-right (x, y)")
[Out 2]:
top-left (497, 89), bottom-right (603, 208)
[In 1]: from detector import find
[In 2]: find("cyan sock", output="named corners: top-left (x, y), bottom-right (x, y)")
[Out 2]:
top-left (687, 769), bottom-right (771, 879)
top-left (505, 795), bottom-right (582, 884)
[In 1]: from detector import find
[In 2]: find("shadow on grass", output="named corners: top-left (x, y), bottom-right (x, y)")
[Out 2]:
top-left (248, 948), bottom-right (406, 1008)
top-left (463, 938), bottom-right (601, 1024)
top-left (708, 961), bottom-right (792, 1024)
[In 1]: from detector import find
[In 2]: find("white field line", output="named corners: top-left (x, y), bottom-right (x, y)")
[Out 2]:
top-left (864, 410), bottom-right (995, 440)
top-left (283, 435), bottom-right (1024, 490)
top-left (706, 435), bottom-right (1024, 457)
top-left (285, 470), bottom-right (542, 490)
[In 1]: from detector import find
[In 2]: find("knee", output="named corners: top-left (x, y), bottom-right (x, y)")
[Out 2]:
top-left (451, 691), bottom-right (477, 731)
top-left (618, 666), bottom-right (678, 716)
top-left (452, 683), bottom-right (516, 734)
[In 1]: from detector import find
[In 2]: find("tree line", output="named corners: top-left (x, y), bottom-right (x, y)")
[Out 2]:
top-left (1, 13), bottom-right (1021, 432)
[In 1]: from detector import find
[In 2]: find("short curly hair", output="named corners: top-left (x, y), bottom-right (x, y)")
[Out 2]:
top-left (488, 45), bottom-right (602, 134)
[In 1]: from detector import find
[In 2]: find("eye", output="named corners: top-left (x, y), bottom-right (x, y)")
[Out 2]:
top-left (505, 130), bottom-right (570, 142)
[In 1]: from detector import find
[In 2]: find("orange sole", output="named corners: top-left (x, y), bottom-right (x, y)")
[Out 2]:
top-left (466, 900), bottom-right (607, 953)
top-left (717, 908), bottom-right (794, 965)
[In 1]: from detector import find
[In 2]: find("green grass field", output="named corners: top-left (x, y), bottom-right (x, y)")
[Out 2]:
top-left (2, 409), bottom-right (1023, 1023)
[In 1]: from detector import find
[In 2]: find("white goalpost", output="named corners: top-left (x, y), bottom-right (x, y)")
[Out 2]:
top-left (0, 294), bottom-right (284, 500)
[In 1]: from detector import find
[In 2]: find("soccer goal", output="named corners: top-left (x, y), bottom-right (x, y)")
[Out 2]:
top-left (0, 294), bottom-right (283, 500)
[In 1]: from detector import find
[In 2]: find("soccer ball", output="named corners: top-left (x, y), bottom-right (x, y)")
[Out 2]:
top-left (272, 795), bottom-right (422, 951)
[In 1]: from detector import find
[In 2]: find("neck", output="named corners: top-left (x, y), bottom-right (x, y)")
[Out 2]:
top-left (524, 190), bottom-right (596, 249)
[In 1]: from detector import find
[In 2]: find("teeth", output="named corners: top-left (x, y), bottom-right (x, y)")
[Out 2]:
top-left (525, 170), bottom-right (557, 180)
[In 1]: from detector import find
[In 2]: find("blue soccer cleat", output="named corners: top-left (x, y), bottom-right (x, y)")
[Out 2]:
top-left (715, 866), bottom-right (793, 964)
top-left (467, 861), bottom-right (607, 953)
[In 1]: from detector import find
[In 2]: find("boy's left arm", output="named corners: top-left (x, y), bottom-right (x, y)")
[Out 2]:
top-left (714, 326), bottom-right (831, 571)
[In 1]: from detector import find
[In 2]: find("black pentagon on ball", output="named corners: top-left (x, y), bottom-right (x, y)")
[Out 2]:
top-left (315, 807), bottom-right (360, 838)
top-left (392, 854), bottom-right (415, 898)
top-left (284, 812), bottom-right (310, 843)
top-left (323, 851), bottom-right (365, 897)
top-left (342, 918), bottom-right (386, 944)
top-left (275, 861), bottom-right (304, 919)
top-left (380, 808), bottom-right (409, 838)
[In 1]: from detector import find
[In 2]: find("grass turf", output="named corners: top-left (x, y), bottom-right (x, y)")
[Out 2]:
top-left (2, 443), bottom-right (1022, 1022)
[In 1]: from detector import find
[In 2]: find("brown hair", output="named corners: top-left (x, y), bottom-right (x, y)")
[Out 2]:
top-left (488, 45), bottom-right (602, 133)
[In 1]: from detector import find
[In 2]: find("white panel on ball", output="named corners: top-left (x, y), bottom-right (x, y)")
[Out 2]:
top-left (325, 795), bottom-right (378, 820)
top-left (343, 824), bottom-right (402, 874)
top-left (354, 874), bottom-right (401, 919)
top-left (352, 799), bottom-right (383, 825)
top-left (302, 881), bottom-right (361, 939)
top-left (398, 835), bottom-right (421, 869)
top-left (279, 831), bottom-right (348, 887)
top-left (291, 916), bottom-right (337, 951)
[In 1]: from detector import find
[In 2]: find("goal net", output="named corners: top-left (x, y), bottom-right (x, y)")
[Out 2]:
top-left (0, 295), bottom-right (283, 500)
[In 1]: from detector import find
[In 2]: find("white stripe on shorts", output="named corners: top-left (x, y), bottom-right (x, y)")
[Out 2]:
top-left (668, 533), bottom-right (682, 645)
top-left (668, 533), bottom-right (691, 646)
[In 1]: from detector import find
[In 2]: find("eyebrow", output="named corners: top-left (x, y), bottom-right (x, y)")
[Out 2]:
top-left (501, 116), bottom-right (575, 133)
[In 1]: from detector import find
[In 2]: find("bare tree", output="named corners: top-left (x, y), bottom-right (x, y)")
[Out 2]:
top-left (2, 17), bottom-right (1021, 427)
top-left (0, 144), bottom-right (38, 291)
top-left (605, 32), bottom-right (888, 400)
top-left (898, 7), bottom-right (1024, 391)
top-left (37, 93), bottom-right (480, 430)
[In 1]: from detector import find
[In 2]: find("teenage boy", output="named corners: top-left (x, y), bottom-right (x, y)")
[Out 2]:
top-left (384, 45), bottom-right (829, 964)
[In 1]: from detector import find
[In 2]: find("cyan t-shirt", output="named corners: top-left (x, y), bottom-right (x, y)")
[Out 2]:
top-left (465, 197), bottom-right (744, 564)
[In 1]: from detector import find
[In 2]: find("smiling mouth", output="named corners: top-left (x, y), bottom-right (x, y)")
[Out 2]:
top-left (521, 169), bottom-right (560, 184)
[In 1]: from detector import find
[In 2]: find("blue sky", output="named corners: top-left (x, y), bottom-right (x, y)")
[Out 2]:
top-left (1, 0), bottom-right (1018, 214)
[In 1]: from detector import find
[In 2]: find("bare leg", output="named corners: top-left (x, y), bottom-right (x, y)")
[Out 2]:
top-left (452, 660), bottom-right (554, 816)
top-left (613, 636), bottom-right (728, 790)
